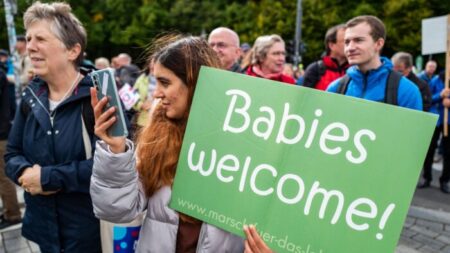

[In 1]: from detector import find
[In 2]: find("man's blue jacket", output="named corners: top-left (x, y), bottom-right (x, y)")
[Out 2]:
top-left (327, 57), bottom-right (422, 111)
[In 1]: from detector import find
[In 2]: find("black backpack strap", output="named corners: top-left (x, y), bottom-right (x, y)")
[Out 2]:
top-left (81, 97), bottom-right (95, 137)
top-left (337, 75), bottom-right (351, 94)
top-left (317, 60), bottom-right (326, 78)
top-left (384, 70), bottom-right (401, 106)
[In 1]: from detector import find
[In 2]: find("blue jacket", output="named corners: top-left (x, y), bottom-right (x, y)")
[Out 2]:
top-left (428, 75), bottom-right (448, 126)
top-left (4, 75), bottom-right (101, 253)
top-left (327, 57), bottom-right (422, 111)
top-left (417, 71), bottom-right (434, 84)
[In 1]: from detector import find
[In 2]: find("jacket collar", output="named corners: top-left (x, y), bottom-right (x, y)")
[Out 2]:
top-left (346, 56), bottom-right (393, 86)
top-left (228, 62), bottom-right (244, 73)
top-left (322, 55), bottom-right (349, 70)
top-left (26, 74), bottom-right (93, 106)
top-left (22, 75), bottom-right (93, 131)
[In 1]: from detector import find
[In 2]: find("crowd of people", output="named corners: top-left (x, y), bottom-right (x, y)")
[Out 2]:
top-left (0, 1), bottom-right (448, 253)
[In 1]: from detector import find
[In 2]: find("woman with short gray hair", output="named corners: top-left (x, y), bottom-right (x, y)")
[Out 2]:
top-left (5, 1), bottom-right (100, 252)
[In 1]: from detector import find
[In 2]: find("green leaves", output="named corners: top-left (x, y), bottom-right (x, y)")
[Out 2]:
top-left (0, 0), bottom-right (446, 66)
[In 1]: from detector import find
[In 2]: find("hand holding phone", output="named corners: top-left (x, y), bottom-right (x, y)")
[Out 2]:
top-left (90, 68), bottom-right (128, 137)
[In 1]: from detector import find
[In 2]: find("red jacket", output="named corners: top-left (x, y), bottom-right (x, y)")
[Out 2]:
top-left (303, 56), bottom-right (349, 90)
top-left (246, 65), bottom-right (295, 85)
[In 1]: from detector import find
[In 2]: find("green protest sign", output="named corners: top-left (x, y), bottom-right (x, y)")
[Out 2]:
top-left (170, 67), bottom-right (437, 253)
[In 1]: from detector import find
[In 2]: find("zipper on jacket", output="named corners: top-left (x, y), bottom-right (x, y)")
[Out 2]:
top-left (26, 86), bottom-right (77, 128)
top-left (26, 86), bottom-right (58, 163)
top-left (362, 73), bottom-right (368, 98)
top-left (26, 86), bottom-right (55, 127)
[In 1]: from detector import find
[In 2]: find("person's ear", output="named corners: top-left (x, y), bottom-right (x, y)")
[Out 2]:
top-left (374, 38), bottom-right (385, 53)
top-left (328, 41), bottom-right (336, 52)
top-left (236, 47), bottom-right (243, 57)
top-left (68, 43), bottom-right (81, 62)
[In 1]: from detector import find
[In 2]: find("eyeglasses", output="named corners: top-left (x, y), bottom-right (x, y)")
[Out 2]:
top-left (209, 42), bottom-right (232, 50)
top-left (269, 51), bottom-right (286, 56)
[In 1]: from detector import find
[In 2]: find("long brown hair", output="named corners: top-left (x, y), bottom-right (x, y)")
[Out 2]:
top-left (136, 36), bottom-right (221, 198)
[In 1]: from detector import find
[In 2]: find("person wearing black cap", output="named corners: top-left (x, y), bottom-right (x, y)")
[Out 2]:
top-left (0, 50), bottom-right (9, 71)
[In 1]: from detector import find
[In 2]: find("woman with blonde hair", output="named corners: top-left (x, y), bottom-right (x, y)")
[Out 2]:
top-left (245, 34), bottom-right (295, 84)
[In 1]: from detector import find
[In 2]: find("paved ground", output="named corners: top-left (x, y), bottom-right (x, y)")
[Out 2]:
top-left (0, 187), bottom-right (40, 253)
top-left (395, 161), bottom-right (450, 253)
top-left (397, 206), bottom-right (450, 253)
top-left (1, 161), bottom-right (449, 253)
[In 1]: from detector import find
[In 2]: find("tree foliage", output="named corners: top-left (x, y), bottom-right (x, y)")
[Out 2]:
top-left (0, 0), bottom-right (448, 66)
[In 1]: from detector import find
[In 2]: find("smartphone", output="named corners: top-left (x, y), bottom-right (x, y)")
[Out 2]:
top-left (90, 68), bottom-right (128, 137)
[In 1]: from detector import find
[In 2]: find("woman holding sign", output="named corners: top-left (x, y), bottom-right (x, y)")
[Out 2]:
top-left (91, 36), bottom-right (258, 252)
